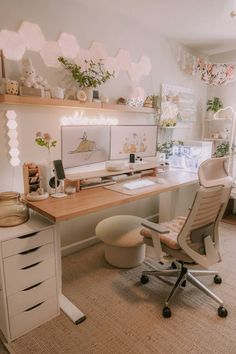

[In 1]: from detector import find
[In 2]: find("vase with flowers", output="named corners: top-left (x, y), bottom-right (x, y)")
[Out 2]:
top-left (35, 131), bottom-right (57, 162)
top-left (35, 132), bottom-right (57, 193)
top-left (58, 56), bottom-right (114, 101)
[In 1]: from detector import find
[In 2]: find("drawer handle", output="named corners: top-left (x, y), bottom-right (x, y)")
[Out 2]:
top-left (23, 281), bottom-right (43, 291)
top-left (21, 261), bottom-right (42, 270)
top-left (20, 246), bottom-right (40, 255)
top-left (25, 301), bottom-right (45, 312)
top-left (18, 232), bottom-right (38, 239)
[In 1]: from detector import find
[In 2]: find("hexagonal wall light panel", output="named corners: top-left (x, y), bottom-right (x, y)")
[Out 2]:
top-left (10, 157), bottom-right (20, 167)
top-left (138, 55), bottom-right (152, 76)
top-left (7, 119), bottom-right (17, 130)
top-left (58, 32), bottom-right (79, 59)
top-left (128, 62), bottom-right (142, 83)
top-left (8, 138), bottom-right (19, 148)
top-left (40, 41), bottom-right (62, 68)
top-left (18, 21), bottom-right (45, 52)
top-left (6, 110), bottom-right (17, 120)
top-left (5, 110), bottom-right (20, 167)
top-left (104, 57), bottom-right (119, 77)
top-left (0, 30), bottom-right (25, 61)
top-left (89, 41), bottom-right (107, 60)
top-left (75, 49), bottom-right (92, 71)
top-left (116, 49), bottom-right (131, 71)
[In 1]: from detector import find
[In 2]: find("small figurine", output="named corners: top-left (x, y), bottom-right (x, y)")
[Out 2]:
top-left (20, 57), bottom-right (49, 93)
top-left (116, 97), bottom-right (126, 105)
top-left (143, 96), bottom-right (153, 108)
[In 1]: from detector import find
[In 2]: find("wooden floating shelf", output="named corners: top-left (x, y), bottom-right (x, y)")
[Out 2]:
top-left (101, 102), bottom-right (155, 114)
top-left (0, 94), bottom-right (101, 109)
top-left (0, 95), bottom-right (156, 114)
top-left (205, 118), bottom-right (232, 122)
top-left (204, 138), bottom-right (229, 142)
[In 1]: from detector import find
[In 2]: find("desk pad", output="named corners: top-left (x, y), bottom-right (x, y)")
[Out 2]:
top-left (104, 176), bottom-right (168, 195)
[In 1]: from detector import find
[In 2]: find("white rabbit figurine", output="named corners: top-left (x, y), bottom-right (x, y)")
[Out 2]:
top-left (20, 57), bottom-right (49, 90)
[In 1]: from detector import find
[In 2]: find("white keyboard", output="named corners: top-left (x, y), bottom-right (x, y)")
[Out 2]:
top-left (123, 179), bottom-right (156, 190)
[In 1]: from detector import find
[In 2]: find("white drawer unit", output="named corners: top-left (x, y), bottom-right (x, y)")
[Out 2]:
top-left (9, 296), bottom-right (58, 340)
top-left (0, 213), bottom-right (60, 342)
top-left (2, 228), bottom-right (54, 258)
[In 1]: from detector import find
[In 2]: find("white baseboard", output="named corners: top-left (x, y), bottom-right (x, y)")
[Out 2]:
top-left (61, 236), bottom-right (100, 257)
top-left (61, 213), bottom-right (159, 256)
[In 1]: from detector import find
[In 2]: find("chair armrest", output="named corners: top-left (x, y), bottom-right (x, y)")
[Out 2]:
top-left (141, 220), bottom-right (170, 234)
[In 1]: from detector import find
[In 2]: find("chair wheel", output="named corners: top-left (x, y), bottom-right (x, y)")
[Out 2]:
top-left (214, 275), bottom-right (222, 284)
top-left (140, 275), bottom-right (149, 284)
top-left (218, 306), bottom-right (228, 318)
top-left (181, 280), bottom-right (186, 287)
top-left (162, 306), bottom-right (171, 318)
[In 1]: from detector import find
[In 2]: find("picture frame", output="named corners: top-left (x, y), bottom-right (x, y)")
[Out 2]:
top-left (160, 84), bottom-right (197, 126)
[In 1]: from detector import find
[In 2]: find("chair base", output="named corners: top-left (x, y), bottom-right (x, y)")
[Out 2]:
top-left (141, 261), bottom-right (227, 318)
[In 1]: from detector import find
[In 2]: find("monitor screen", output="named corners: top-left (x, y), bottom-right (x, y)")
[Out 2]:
top-left (61, 125), bottom-right (110, 168)
top-left (110, 125), bottom-right (158, 160)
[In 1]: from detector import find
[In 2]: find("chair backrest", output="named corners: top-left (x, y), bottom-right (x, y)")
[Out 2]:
top-left (198, 157), bottom-right (232, 189)
top-left (177, 185), bottom-right (228, 268)
top-left (177, 158), bottom-right (233, 268)
top-left (198, 156), bottom-right (233, 231)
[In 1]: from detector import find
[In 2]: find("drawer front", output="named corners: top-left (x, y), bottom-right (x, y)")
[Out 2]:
top-left (2, 228), bottom-right (54, 258)
top-left (10, 296), bottom-right (59, 340)
top-left (3, 242), bottom-right (55, 272)
top-left (5, 257), bottom-right (56, 295)
top-left (7, 277), bottom-right (57, 317)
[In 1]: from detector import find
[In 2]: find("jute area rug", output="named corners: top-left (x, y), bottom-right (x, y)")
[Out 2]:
top-left (8, 223), bottom-right (236, 354)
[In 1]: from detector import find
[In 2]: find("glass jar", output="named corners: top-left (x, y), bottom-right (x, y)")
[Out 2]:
top-left (0, 192), bottom-right (29, 227)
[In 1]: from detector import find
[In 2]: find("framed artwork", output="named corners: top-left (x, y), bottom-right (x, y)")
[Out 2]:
top-left (160, 84), bottom-right (197, 126)
top-left (61, 125), bottom-right (110, 168)
top-left (110, 125), bottom-right (157, 160)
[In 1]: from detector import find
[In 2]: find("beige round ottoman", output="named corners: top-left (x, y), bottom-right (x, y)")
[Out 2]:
top-left (95, 215), bottom-right (145, 268)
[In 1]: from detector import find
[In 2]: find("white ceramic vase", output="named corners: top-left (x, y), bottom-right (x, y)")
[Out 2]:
top-left (83, 87), bottom-right (93, 102)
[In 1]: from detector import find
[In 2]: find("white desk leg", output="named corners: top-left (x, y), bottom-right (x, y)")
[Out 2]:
top-left (159, 190), bottom-right (179, 222)
top-left (55, 223), bottom-right (86, 324)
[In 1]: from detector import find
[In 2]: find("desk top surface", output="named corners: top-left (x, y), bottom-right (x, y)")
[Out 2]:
top-left (27, 170), bottom-right (198, 223)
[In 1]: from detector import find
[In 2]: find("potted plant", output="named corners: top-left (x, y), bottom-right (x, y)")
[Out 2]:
top-left (213, 142), bottom-right (229, 158)
top-left (58, 56), bottom-right (114, 101)
top-left (157, 140), bottom-right (183, 160)
top-left (206, 97), bottom-right (223, 116)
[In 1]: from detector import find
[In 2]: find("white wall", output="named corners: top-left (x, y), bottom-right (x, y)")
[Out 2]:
top-left (0, 0), bottom-right (205, 248)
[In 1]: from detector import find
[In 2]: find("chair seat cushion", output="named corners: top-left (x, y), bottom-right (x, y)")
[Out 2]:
top-left (140, 216), bottom-right (186, 250)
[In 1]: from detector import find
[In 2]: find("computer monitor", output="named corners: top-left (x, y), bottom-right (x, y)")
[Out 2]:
top-left (61, 125), bottom-right (110, 168)
top-left (110, 125), bottom-right (158, 160)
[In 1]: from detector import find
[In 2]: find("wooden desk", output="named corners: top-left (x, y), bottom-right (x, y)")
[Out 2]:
top-left (27, 170), bottom-right (198, 222)
top-left (26, 169), bottom-right (198, 324)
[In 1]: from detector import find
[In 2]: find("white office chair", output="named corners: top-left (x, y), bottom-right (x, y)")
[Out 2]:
top-left (140, 157), bottom-right (232, 318)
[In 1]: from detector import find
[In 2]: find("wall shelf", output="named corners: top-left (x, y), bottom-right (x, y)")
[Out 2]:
top-left (0, 94), bottom-right (101, 109)
top-left (204, 138), bottom-right (229, 142)
top-left (101, 102), bottom-right (155, 114)
top-left (0, 94), bottom-right (156, 114)
top-left (204, 118), bottom-right (233, 122)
